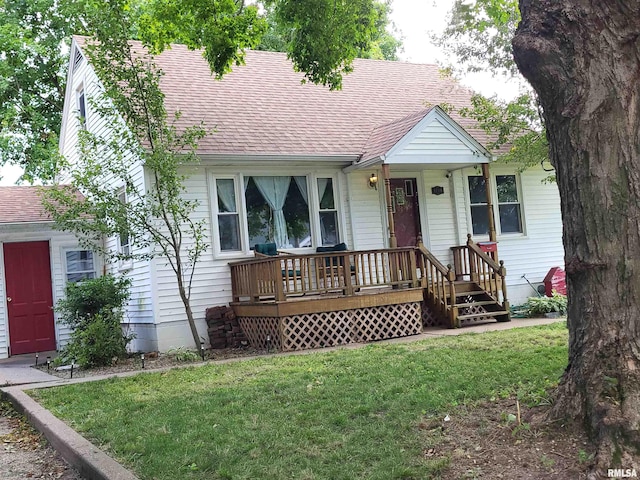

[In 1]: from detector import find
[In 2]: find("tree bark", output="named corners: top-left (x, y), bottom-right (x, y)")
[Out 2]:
top-left (513, 0), bottom-right (640, 470)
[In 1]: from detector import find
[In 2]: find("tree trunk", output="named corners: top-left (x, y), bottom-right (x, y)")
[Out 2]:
top-left (513, 0), bottom-right (640, 470)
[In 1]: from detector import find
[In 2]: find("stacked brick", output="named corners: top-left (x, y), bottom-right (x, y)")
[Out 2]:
top-left (206, 306), bottom-right (249, 349)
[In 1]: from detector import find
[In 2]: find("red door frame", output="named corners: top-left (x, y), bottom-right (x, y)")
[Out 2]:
top-left (3, 241), bottom-right (57, 355)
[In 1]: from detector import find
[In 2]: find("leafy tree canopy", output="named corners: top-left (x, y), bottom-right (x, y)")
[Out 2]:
top-left (435, 0), bottom-right (549, 172)
top-left (1, 0), bottom-right (385, 183)
top-left (256, 0), bottom-right (403, 62)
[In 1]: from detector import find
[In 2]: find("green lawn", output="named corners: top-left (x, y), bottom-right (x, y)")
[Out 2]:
top-left (32, 323), bottom-right (568, 480)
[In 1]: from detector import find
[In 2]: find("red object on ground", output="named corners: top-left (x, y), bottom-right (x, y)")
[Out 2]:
top-left (477, 241), bottom-right (498, 253)
top-left (543, 267), bottom-right (566, 296)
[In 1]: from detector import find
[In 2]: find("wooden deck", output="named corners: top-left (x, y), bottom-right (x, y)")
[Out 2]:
top-left (228, 238), bottom-right (510, 351)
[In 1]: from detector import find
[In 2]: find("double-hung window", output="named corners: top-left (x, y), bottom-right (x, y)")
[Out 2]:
top-left (216, 178), bottom-right (241, 251)
top-left (117, 190), bottom-right (131, 257)
top-left (64, 250), bottom-right (96, 283)
top-left (317, 178), bottom-right (339, 246)
top-left (468, 174), bottom-right (523, 235)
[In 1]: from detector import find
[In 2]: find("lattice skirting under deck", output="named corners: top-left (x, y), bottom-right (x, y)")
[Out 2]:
top-left (238, 302), bottom-right (422, 352)
top-left (421, 301), bottom-right (445, 328)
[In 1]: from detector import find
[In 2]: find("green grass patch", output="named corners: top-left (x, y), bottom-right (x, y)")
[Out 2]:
top-left (32, 323), bottom-right (568, 480)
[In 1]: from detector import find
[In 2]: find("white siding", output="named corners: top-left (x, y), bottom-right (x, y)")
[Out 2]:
top-left (59, 51), bottom-right (154, 352)
top-left (454, 165), bottom-right (564, 304)
top-left (0, 225), bottom-right (88, 358)
top-left (151, 165), bottom-right (353, 350)
top-left (346, 170), bottom-right (386, 250)
top-left (421, 170), bottom-right (459, 265)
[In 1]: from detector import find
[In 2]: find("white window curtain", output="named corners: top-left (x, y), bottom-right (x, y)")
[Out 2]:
top-left (253, 176), bottom-right (291, 247)
top-left (216, 179), bottom-right (236, 212)
top-left (294, 176), bottom-right (308, 205)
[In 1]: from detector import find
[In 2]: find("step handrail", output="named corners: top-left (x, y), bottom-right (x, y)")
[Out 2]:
top-left (415, 240), bottom-right (457, 327)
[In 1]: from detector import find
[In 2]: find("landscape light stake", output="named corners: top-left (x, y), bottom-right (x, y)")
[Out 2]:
top-left (35, 352), bottom-right (38, 367)
top-left (70, 360), bottom-right (74, 379)
top-left (201, 344), bottom-right (205, 361)
top-left (266, 334), bottom-right (271, 353)
top-left (46, 356), bottom-right (51, 372)
top-left (141, 353), bottom-right (145, 369)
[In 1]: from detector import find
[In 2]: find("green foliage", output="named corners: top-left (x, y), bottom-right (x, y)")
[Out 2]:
top-left (257, 0), bottom-right (403, 62)
top-left (60, 311), bottom-right (135, 368)
top-left (434, 0), bottom-right (520, 77)
top-left (521, 293), bottom-right (567, 317)
top-left (0, 0), bottom-right (82, 182)
top-left (436, 1), bottom-right (554, 176)
top-left (56, 275), bottom-right (133, 368)
top-left (167, 346), bottom-right (200, 362)
top-left (56, 275), bottom-right (132, 330)
top-left (459, 93), bottom-right (550, 173)
top-left (43, 0), bottom-right (210, 348)
top-left (266, 0), bottom-right (380, 89)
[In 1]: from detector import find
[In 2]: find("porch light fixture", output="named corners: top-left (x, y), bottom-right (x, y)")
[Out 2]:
top-left (369, 173), bottom-right (378, 190)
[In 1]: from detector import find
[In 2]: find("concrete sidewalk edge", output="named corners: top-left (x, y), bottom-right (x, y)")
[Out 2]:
top-left (1, 386), bottom-right (139, 480)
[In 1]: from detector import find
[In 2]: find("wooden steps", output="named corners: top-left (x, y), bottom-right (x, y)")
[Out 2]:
top-left (448, 280), bottom-right (510, 327)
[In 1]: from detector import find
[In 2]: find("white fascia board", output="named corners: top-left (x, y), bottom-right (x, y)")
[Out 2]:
top-left (197, 153), bottom-right (358, 166)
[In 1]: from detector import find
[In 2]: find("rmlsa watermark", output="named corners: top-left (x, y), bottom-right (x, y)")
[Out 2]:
top-left (608, 469), bottom-right (638, 478)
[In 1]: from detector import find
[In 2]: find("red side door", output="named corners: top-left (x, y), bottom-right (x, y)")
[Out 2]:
top-left (3, 241), bottom-right (56, 355)
top-left (390, 178), bottom-right (421, 247)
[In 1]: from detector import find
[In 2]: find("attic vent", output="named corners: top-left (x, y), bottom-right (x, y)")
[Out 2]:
top-left (72, 49), bottom-right (84, 72)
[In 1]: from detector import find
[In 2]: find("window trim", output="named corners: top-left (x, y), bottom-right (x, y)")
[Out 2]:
top-left (76, 86), bottom-right (87, 130)
top-left (209, 171), bottom-right (345, 258)
top-left (62, 248), bottom-right (97, 283)
top-left (465, 171), bottom-right (525, 238)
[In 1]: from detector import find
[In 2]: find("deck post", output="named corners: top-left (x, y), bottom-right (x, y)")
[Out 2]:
top-left (273, 258), bottom-right (285, 301)
top-left (481, 163), bottom-right (497, 245)
top-left (343, 252), bottom-right (354, 295)
top-left (381, 163), bottom-right (397, 248)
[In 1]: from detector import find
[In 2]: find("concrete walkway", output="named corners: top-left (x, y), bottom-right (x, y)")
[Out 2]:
top-left (0, 351), bottom-right (60, 386)
top-left (0, 317), bottom-right (564, 480)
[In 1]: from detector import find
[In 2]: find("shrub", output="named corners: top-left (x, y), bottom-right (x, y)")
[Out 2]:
top-left (56, 275), bottom-right (134, 368)
top-left (167, 346), bottom-right (200, 362)
top-left (56, 275), bottom-right (132, 330)
top-left (60, 312), bottom-right (135, 368)
top-left (521, 292), bottom-right (567, 317)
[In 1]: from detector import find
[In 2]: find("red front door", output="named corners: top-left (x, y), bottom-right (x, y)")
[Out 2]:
top-left (4, 241), bottom-right (56, 355)
top-left (390, 178), bottom-right (421, 247)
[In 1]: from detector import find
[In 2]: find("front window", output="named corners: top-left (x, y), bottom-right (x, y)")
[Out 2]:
top-left (317, 178), bottom-right (339, 245)
top-left (496, 175), bottom-right (522, 233)
top-left (65, 250), bottom-right (96, 283)
top-left (216, 178), bottom-right (241, 251)
top-left (468, 176), bottom-right (489, 235)
top-left (245, 176), bottom-right (311, 249)
top-left (212, 173), bottom-right (341, 254)
top-left (468, 174), bottom-right (523, 235)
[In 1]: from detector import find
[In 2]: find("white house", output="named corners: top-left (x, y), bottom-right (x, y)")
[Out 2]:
top-left (0, 37), bottom-right (564, 357)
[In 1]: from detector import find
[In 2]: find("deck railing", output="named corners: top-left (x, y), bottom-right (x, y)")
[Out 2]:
top-left (230, 247), bottom-right (420, 302)
top-left (415, 241), bottom-right (456, 327)
top-left (451, 234), bottom-right (509, 307)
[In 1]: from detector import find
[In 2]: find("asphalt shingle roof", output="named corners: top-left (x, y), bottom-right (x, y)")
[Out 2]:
top-left (0, 187), bottom-right (52, 224)
top-left (78, 39), bottom-right (490, 158)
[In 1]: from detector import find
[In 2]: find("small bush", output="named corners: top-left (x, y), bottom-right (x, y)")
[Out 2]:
top-left (60, 312), bottom-right (135, 368)
top-left (56, 275), bottom-right (133, 368)
top-left (167, 347), bottom-right (200, 362)
top-left (521, 292), bottom-right (567, 317)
